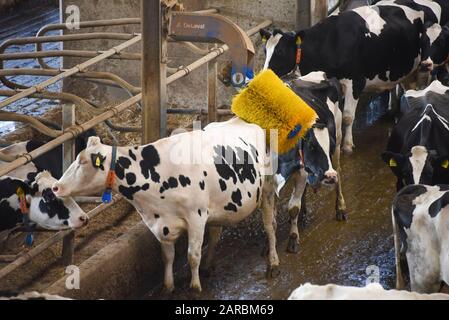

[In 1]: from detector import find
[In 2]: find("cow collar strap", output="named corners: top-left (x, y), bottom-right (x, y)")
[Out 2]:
top-left (16, 186), bottom-right (34, 247)
top-left (295, 36), bottom-right (302, 68)
top-left (102, 146), bottom-right (117, 203)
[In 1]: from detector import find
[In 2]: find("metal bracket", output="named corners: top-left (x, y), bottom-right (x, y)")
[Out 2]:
top-left (168, 12), bottom-right (255, 87)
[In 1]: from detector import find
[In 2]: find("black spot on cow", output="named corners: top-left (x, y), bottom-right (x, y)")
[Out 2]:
top-left (428, 191), bottom-right (449, 218)
top-left (168, 177), bottom-right (178, 188)
top-left (134, 146), bottom-right (138, 150)
top-left (125, 173), bottom-right (136, 185)
top-left (163, 226), bottom-right (169, 236)
top-left (118, 185), bottom-right (142, 200)
top-left (154, 214), bottom-right (160, 219)
top-left (179, 175), bottom-right (191, 187)
top-left (159, 177), bottom-right (179, 194)
top-left (393, 185), bottom-right (428, 250)
top-left (219, 179), bottom-right (227, 191)
top-left (140, 145), bottom-right (160, 183)
top-left (203, 171), bottom-right (207, 176)
top-left (128, 149), bottom-right (137, 161)
top-left (199, 180), bottom-right (205, 190)
top-left (248, 192), bottom-right (251, 198)
top-left (239, 137), bottom-right (248, 146)
top-left (249, 143), bottom-right (259, 163)
top-left (116, 157), bottom-right (132, 180)
top-left (213, 145), bottom-right (257, 185)
top-left (224, 203), bottom-right (237, 212)
top-left (39, 188), bottom-right (70, 220)
top-left (256, 187), bottom-right (260, 202)
top-left (198, 209), bottom-right (202, 216)
top-left (141, 183), bottom-right (149, 191)
top-left (231, 189), bottom-right (243, 207)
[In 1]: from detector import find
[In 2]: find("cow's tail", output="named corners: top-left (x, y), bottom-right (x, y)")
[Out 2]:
top-left (392, 207), bottom-right (405, 290)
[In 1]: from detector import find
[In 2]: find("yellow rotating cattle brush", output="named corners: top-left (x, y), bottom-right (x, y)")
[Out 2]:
top-left (231, 69), bottom-right (317, 154)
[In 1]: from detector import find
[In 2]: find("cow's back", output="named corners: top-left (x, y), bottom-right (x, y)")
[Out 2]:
top-left (147, 118), bottom-right (267, 225)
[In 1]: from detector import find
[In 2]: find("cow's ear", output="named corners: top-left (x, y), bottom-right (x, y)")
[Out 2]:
top-left (91, 152), bottom-right (106, 170)
top-left (381, 151), bottom-right (403, 167)
top-left (259, 29), bottom-right (271, 43)
top-left (433, 156), bottom-right (449, 169)
top-left (87, 136), bottom-right (101, 148)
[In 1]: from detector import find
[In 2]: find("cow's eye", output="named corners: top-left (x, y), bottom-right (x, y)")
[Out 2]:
top-left (79, 158), bottom-right (88, 165)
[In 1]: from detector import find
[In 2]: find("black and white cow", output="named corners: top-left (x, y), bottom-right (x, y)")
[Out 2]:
top-left (0, 171), bottom-right (88, 232)
top-left (52, 119), bottom-right (280, 292)
top-left (392, 184), bottom-right (449, 293)
top-left (277, 71), bottom-right (347, 252)
top-left (0, 129), bottom-right (96, 180)
top-left (382, 80), bottom-right (449, 190)
top-left (260, 0), bottom-right (449, 154)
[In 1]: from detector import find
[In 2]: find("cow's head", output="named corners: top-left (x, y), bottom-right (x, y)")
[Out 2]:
top-left (429, 24), bottom-right (449, 66)
top-left (302, 122), bottom-right (338, 188)
top-left (381, 146), bottom-right (445, 186)
top-left (52, 136), bottom-right (110, 197)
top-left (260, 29), bottom-right (300, 77)
top-left (28, 171), bottom-right (88, 230)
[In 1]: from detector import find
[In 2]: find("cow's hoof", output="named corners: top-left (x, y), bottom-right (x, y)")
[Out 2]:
top-left (161, 286), bottom-right (175, 296)
top-left (336, 211), bottom-right (348, 221)
top-left (190, 283), bottom-right (202, 293)
top-left (286, 234), bottom-right (300, 254)
top-left (266, 265), bottom-right (280, 279)
top-left (342, 145), bottom-right (354, 155)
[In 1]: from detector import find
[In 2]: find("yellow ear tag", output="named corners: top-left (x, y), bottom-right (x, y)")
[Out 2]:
top-left (296, 37), bottom-right (302, 45)
top-left (262, 36), bottom-right (267, 43)
top-left (389, 158), bottom-right (398, 167)
top-left (95, 157), bottom-right (101, 167)
top-left (442, 159), bottom-right (449, 169)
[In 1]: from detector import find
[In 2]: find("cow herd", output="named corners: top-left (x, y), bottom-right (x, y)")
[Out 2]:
top-left (1, 0), bottom-right (449, 299)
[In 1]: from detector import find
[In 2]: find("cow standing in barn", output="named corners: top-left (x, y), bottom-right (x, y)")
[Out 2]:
top-left (260, 0), bottom-right (449, 154)
top-left (277, 71), bottom-right (347, 252)
top-left (382, 80), bottom-right (449, 190)
top-left (392, 184), bottom-right (449, 292)
top-left (52, 121), bottom-right (279, 292)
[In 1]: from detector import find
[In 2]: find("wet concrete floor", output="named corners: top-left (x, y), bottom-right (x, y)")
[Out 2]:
top-left (145, 103), bottom-right (397, 300)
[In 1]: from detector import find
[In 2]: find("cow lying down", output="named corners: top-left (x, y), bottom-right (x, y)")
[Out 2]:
top-left (0, 171), bottom-right (88, 233)
top-left (53, 118), bottom-right (279, 292)
top-left (392, 184), bottom-right (449, 293)
top-left (0, 129), bottom-right (96, 180)
top-left (288, 283), bottom-right (449, 300)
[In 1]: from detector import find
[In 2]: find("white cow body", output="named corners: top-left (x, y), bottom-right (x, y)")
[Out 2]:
top-left (53, 118), bottom-right (280, 292)
top-left (289, 283), bottom-right (449, 300)
top-left (392, 184), bottom-right (449, 293)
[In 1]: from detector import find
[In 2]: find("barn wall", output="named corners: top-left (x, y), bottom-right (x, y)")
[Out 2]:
top-left (60, 0), bottom-right (297, 114)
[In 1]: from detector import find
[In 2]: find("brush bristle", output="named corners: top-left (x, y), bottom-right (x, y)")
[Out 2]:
top-left (231, 69), bottom-right (317, 154)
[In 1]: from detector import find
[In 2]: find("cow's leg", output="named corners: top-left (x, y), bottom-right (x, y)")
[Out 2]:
top-left (333, 145), bottom-right (348, 221)
top-left (262, 175), bottom-right (280, 278)
top-left (341, 82), bottom-right (359, 154)
top-left (161, 240), bottom-right (176, 293)
top-left (287, 170), bottom-right (307, 253)
top-left (187, 219), bottom-right (207, 292)
top-left (202, 226), bottom-right (222, 277)
top-left (392, 212), bottom-right (405, 290)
